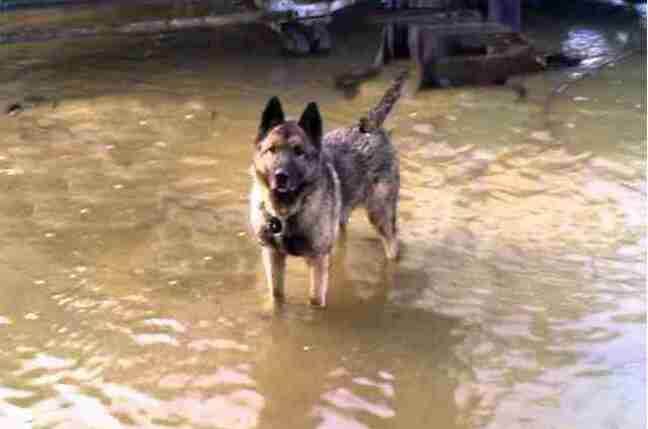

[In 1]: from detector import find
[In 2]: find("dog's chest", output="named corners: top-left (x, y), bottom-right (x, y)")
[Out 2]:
top-left (255, 211), bottom-right (312, 256)
top-left (276, 223), bottom-right (311, 256)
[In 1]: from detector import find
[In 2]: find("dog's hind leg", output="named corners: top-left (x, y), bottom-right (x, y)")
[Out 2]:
top-left (367, 181), bottom-right (400, 260)
top-left (307, 254), bottom-right (330, 308)
top-left (262, 247), bottom-right (286, 300)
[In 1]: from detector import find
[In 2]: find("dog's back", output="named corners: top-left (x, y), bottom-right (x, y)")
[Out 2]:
top-left (323, 70), bottom-right (408, 226)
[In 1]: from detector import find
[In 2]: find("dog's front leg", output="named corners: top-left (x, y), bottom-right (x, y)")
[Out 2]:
top-left (307, 254), bottom-right (330, 308)
top-left (262, 247), bottom-right (286, 300)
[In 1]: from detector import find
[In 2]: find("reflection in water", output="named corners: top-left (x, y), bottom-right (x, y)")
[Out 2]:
top-left (562, 28), bottom-right (612, 61)
top-left (0, 3), bottom-right (646, 429)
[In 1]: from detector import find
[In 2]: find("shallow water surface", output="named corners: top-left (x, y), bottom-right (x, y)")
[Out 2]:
top-left (0, 4), bottom-right (646, 429)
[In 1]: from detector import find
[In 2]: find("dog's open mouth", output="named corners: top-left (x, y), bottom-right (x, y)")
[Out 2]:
top-left (274, 185), bottom-right (291, 194)
top-left (272, 185), bottom-right (301, 206)
top-left (273, 187), bottom-right (296, 203)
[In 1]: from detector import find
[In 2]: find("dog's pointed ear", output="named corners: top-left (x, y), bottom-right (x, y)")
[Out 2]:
top-left (298, 102), bottom-right (322, 149)
top-left (258, 96), bottom-right (285, 141)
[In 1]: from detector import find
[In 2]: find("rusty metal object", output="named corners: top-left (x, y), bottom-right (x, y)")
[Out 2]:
top-left (425, 30), bottom-right (543, 86)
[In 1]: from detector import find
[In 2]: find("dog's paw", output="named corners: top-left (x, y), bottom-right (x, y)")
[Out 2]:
top-left (272, 290), bottom-right (285, 301)
top-left (384, 239), bottom-right (400, 260)
top-left (309, 297), bottom-right (327, 309)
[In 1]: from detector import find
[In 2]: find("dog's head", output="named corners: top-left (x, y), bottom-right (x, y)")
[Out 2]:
top-left (253, 97), bottom-right (323, 212)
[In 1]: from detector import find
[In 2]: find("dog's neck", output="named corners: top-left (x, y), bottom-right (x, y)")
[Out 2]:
top-left (259, 199), bottom-right (298, 226)
top-left (251, 161), bottom-right (341, 254)
top-left (253, 174), bottom-right (313, 222)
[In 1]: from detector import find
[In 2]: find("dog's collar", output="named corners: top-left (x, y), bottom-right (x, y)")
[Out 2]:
top-left (260, 182), bottom-right (317, 236)
top-left (260, 201), bottom-right (295, 236)
top-left (267, 213), bottom-right (283, 235)
top-left (259, 179), bottom-right (317, 233)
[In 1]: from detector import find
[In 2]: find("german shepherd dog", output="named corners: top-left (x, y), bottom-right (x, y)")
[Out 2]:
top-left (250, 71), bottom-right (408, 308)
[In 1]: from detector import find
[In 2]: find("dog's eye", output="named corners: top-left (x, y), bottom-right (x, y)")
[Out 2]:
top-left (293, 146), bottom-right (305, 156)
top-left (266, 146), bottom-right (277, 155)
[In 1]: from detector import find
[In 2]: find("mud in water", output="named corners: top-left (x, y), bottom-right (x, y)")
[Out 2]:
top-left (0, 2), bottom-right (646, 429)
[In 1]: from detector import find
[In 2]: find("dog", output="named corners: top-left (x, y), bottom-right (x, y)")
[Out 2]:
top-left (249, 71), bottom-right (408, 308)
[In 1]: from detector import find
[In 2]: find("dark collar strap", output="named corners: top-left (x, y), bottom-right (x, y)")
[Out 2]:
top-left (267, 215), bottom-right (282, 234)
top-left (261, 202), bottom-right (288, 236)
top-left (260, 181), bottom-right (317, 236)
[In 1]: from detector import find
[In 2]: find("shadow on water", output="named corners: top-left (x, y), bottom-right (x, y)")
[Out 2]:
top-left (251, 244), bottom-right (468, 429)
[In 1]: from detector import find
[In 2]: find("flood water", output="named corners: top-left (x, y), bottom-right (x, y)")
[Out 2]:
top-left (0, 2), bottom-right (646, 428)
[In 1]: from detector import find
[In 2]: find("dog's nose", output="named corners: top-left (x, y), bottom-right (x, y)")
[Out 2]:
top-left (274, 170), bottom-right (289, 188)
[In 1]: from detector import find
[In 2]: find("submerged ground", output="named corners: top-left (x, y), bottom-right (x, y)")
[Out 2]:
top-left (0, 2), bottom-right (646, 428)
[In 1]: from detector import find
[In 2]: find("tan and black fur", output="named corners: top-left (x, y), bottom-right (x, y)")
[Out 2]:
top-left (250, 71), bottom-right (407, 308)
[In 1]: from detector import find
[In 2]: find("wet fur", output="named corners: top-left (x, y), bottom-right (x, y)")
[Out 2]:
top-left (250, 72), bottom-right (406, 307)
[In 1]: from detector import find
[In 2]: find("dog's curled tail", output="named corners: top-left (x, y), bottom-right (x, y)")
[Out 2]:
top-left (359, 69), bottom-right (409, 133)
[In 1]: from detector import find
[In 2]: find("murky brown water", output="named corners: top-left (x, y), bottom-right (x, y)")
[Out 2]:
top-left (1, 3), bottom-right (646, 429)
